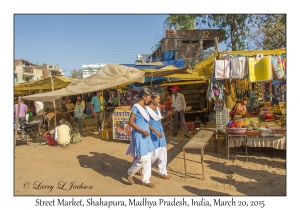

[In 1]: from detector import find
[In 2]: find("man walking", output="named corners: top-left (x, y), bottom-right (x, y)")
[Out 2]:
top-left (91, 91), bottom-right (106, 133)
top-left (170, 86), bottom-right (190, 138)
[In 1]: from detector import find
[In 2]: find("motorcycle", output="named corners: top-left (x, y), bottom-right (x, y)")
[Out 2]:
top-left (15, 118), bottom-right (40, 141)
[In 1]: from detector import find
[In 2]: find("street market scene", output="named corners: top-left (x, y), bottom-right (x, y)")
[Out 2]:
top-left (14, 14), bottom-right (286, 197)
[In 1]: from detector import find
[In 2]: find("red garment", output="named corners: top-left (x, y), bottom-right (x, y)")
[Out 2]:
top-left (165, 98), bottom-right (172, 109)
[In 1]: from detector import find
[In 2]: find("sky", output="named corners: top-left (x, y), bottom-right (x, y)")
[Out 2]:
top-left (14, 14), bottom-right (227, 77)
top-left (14, 14), bottom-right (169, 76)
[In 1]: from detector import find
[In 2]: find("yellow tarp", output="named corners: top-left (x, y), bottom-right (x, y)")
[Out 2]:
top-left (160, 80), bottom-right (206, 87)
top-left (194, 48), bottom-right (286, 77)
top-left (165, 70), bottom-right (207, 80)
top-left (14, 76), bottom-right (77, 93)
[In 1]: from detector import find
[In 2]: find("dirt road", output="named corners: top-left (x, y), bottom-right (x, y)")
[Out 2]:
top-left (14, 127), bottom-right (286, 196)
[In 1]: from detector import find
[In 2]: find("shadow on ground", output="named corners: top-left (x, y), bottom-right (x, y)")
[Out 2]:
top-left (183, 186), bottom-right (231, 196)
top-left (77, 152), bottom-right (131, 185)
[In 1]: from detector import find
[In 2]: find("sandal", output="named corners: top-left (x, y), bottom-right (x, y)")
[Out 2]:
top-left (142, 182), bottom-right (156, 188)
top-left (158, 174), bottom-right (171, 180)
top-left (127, 176), bottom-right (135, 184)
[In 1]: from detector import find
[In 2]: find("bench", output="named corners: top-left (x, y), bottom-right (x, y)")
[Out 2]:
top-left (183, 128), bottom-right (217, 179)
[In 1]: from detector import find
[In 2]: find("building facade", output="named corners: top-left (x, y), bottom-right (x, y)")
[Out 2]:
top-left (148, 29), bottom-right (225, 67)
top-left (14, 59), bottom-right (64, 83)
top-left (82, 63), bottom-right (106, 78)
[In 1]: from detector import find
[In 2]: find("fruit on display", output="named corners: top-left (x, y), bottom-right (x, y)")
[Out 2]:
top-left (227, 120), bottom-right (245, 128)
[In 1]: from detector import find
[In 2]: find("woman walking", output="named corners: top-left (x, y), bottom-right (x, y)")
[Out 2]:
top-left (146, 92), bottom-right (170, 180)
top-left (126, 87), bottom-right (156, 188)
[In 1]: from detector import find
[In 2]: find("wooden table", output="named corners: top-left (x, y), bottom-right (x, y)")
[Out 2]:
top-left (226, 134), bottom-right (248, 161)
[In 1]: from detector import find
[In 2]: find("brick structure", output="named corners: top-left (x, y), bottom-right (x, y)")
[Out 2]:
top-left (150, 29), bottom-right (225, 67)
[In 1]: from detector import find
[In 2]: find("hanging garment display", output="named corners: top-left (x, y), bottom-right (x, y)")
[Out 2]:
top-left (271, 55), bottom-right (285, 79)
top-left (214, 55), bottom-right (233, 80)
top-left (231, 55), bottom-right (248, 79)
top-left (248, 55), bottom-right (273, 82)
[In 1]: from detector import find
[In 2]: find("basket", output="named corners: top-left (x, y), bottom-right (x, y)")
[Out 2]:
top-left (226, 127), bottom-right (247, 135)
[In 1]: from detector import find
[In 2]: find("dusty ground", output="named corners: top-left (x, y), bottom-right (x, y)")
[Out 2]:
top-left (14, 121), bottom-right (286, 196)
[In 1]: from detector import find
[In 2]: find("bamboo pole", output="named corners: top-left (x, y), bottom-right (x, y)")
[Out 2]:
top-left (14, 96), bottom-right (21, 145)
top-left (50, 76), bottom-right (57, 128)
top-left (117, 87), bottom-right (120, 106)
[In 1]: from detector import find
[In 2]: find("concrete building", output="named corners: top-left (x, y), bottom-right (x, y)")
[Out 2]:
top-left (148, 29), bottom-right (226, 67)
top-left (82, 63), bottom-right (106, 78)
top-left (14, 59), bottom-right (64, 83)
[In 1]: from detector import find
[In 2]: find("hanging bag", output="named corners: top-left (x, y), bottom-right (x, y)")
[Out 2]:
top-left (248, 55), bottom-right (273, 82)
top-left (214, 55), bottom-right (233, 80)
top-left (271, 55), bottom-right (285, 79)
top-left (231, 55), bottom-right (247, 79)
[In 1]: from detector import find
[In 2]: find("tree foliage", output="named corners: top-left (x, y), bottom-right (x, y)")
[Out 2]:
top-left (166, 14), bottom-right (256, 51)
top-left (247, 14), bottom-right (286, 50)
top-left (166, 14), bottom-right (286, 51)
top-left (69, 69), bottom-right (83, 78)
top-left (166, 14), bottom-right (198, 30)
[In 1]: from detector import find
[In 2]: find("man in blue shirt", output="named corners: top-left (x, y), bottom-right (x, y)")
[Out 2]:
top-left (91, 91), bottom-right (106, 132)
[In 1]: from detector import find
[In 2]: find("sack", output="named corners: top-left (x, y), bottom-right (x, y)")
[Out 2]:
top-left (214, 99), bottom-right (225, 112)
top-left (214, 55), bottom-right (233, 80)
top-left (248, 55), bottom-right (273, 82)
top-left (70, 133), bottom-right (82, 144)
top-left (271, 55), bottom-right (285, 79)
top-left (231, 56), bottom-right (247, 79)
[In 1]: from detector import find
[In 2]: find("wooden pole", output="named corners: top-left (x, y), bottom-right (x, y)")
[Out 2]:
top-left (14, 96), bottom-right (21, 145)
top-left (50, 76), bottom-right (57, 128)
top-left (117, 87), bottom-right (120, 106)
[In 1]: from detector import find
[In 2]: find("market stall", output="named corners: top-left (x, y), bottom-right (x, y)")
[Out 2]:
top-left (200, 48), bottom-right (287, 158)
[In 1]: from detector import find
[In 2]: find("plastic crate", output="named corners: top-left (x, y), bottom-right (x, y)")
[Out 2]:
top-left (215, 108), bottom-right (230, 131)
top-left (101, 128), bottom-right (113, 140)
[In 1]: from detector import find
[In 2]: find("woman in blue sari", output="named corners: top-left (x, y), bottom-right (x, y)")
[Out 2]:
top-left (126, 87), bottom-right (156, 188)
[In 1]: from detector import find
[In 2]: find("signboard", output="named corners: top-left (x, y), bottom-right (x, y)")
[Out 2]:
top-left (112, 106), bottom-right (132, 140)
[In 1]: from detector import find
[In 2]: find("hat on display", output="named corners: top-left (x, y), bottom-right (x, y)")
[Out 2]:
top-left (169, 86), bottom-right (180, 91)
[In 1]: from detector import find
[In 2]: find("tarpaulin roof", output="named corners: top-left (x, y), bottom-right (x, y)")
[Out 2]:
top-left (14, 76), bottom-right (77, 93)
top-left (22, 64), bottom-right (145, 102)
top-left (194, 48), bottom-right (286, 78)
top-left (164, 70), bottom-right (207, 80)
top-left (122, 59), bottom-right (185, 70)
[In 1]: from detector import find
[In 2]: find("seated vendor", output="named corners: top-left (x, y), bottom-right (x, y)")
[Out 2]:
top-left (230, 99), bottom-right (248, 120)
top-left (44, 116), bottom-right (73, 147)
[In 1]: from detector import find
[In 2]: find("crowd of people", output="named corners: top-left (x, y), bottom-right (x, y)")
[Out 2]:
top-left (15, 87), bottom-right (192, 182)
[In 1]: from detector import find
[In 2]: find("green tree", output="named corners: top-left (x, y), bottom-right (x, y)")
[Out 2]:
top-left (69, 69), bottom-right (83, 78)
top-left (166, 14), bottom-right (257, 50)
top-left (247, 14), bottom-right (286, 50)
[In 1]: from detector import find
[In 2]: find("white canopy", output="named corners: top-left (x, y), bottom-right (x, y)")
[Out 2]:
top-left (22, 64), bottom-right (145, 102)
